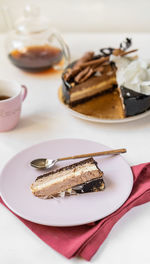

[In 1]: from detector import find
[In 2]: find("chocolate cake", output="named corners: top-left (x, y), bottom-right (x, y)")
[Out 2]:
top-left (30, 158), bottom-right (105, 199)
top-left (62, 38), bottom-right (150, 118)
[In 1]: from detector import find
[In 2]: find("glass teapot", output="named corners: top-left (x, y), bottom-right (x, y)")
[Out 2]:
top-left (5, 5), bottom-right (70, 72)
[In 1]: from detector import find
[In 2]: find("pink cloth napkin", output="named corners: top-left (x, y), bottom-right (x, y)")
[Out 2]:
top-left (0, 162), bottom-right (150, 261)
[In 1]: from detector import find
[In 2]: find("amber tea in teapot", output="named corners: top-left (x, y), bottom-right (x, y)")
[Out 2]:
top-left (5, 5), bottom-right (70, 72)
top-left (9, 45), bottom-right (63, 71)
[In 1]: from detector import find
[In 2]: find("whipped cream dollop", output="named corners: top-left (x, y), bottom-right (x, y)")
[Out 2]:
top-left (110, 55), bottom-right (150, 95)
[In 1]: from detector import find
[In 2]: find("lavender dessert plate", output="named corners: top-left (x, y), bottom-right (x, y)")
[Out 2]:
top-left (0, 138), bottom-right (133, 226)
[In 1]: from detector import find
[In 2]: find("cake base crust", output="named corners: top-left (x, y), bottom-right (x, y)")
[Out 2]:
top-left (71, 89), bottom-right (125, 119)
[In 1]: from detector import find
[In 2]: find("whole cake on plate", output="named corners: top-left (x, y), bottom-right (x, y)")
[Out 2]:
top-left (61, 38), bottom-right (150, 119)
top-left (31, 157), bottom-right (105, 199)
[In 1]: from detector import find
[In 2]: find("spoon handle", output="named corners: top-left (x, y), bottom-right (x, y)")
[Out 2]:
top-left (57, 148), bottom-right (127, 161)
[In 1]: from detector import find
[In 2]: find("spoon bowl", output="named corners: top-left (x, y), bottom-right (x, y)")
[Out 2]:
top-left (30, 158), bottom-right (57, 169)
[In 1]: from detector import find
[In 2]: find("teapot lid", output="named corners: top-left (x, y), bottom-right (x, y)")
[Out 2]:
top-left (15, 5), bottom-right (49, 34)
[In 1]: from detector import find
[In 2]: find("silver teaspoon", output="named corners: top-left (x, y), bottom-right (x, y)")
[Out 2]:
top-left (30, 148), bottom-right (127, 170)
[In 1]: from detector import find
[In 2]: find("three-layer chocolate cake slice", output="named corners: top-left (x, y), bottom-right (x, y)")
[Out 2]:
top-left (31, 158), bottom-right (105, 199)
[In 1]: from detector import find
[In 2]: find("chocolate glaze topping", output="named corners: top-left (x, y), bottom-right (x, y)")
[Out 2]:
top-left (121, 86), bottom-right (150, 116)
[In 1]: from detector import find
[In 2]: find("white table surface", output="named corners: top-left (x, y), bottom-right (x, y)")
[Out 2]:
top-left (0, 33), bottom-right (150, 263)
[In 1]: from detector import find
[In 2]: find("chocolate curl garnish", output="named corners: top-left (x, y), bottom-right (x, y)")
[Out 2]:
top-left (74, 51), bottom-right (94, 68)
top-left (64, 51), bottom-right (94, 82)
top-left (120, 49), bottom-right (138, 56)
top-left (75, 60), bottom-right (115, 84)
top-left (76, 63), bottom-right (116, 83)
top-left (75, 67), bottom-right (94, 83)
top-left (112, 49), bottom-right (123, 56)
top-left (79, 56), bottom-right (108, 68)
top-left (79, 49), bottom-right (138, 68)
top-left (63, 45), bottom-right (137, 84)
top-left (64, 68), bottom-right (80, 82)
top-left (72, 49), bottom-right (137, 83)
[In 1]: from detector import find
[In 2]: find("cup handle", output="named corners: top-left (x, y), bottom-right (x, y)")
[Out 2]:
top-left (21, 85), bottom-right (27, 101)
top-left (48, 30), bottom-right (71, 69)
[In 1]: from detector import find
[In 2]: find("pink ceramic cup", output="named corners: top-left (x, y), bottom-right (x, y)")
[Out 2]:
top-left (0, 80), bottom-right (27, 132)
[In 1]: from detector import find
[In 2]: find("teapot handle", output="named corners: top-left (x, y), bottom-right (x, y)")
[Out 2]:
top-left (48, 30), bottom-right (71, 69)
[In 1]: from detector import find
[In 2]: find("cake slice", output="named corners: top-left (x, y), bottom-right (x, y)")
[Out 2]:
top-left (30, 158), bottom-right (104, 199)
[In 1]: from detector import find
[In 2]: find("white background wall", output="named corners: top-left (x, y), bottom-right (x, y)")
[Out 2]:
top-left (0, 0), bottom-right (150, 33)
